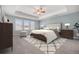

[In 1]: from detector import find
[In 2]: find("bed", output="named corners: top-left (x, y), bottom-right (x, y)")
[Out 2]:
top-left (30, 23), bottom-right (62, 44)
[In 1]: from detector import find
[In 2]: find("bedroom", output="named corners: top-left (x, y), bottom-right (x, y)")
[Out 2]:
top-left (0, 5), bottom-right (79, 54)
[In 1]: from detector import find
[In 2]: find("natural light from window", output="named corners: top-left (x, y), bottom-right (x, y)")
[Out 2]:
top-left (15, 18), bottom-right (35, 31)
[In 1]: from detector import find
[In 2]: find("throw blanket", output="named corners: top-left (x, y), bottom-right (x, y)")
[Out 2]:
top-left (31, 30), bottom-right (57, 43)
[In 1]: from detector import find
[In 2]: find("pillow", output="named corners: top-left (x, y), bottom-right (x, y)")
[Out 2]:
top-left (43, 27), bottom-right (50, 30)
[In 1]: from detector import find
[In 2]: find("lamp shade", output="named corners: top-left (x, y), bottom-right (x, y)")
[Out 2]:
top-left (65, 23), bottom-right (70, 26)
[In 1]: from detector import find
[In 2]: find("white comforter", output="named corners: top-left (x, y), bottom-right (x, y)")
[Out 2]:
top-left (31, 30), bottom-right (57, 43)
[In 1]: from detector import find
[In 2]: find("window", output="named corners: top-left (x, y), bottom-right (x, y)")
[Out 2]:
top-left (15, 19), bottom-right (23, 30)
top-left (24, 20), bottom-right (30, 30)
top-left (30, 21), bottom-right (35, 30)
top-left (24, 20), bottom-right (35, 30)
top-left (15, 18), bottom-right (35, 31)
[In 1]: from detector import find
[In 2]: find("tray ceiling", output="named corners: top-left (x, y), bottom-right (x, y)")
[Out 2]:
top-left (1, 5), bottom-right (79, 20)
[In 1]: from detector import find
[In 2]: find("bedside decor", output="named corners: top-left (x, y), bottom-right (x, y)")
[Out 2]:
top-left (74, 22), bottom-right (79, 33)
top-left (65, 23), bottom-right (70, 29)
top-left (74, 23), bottom-right (79, 39)
top-left (7, 19), bottom-right (9, 22)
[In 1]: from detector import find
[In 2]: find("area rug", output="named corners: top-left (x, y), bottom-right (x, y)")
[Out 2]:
top-left (24, 36), bottom-right (67, 54)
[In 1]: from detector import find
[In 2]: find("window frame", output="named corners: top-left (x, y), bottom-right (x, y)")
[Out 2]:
top-left (15, 18), bottom-right (35, 31)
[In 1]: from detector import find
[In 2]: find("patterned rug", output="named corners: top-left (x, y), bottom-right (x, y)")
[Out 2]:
top-left (24, 36), bottom-right (67, 54)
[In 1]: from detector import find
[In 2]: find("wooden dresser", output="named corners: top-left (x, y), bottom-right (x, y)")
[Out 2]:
top-left (0, 23), bottom-right (13, 50)
top-left (60, 29), bottom-right (73, 39)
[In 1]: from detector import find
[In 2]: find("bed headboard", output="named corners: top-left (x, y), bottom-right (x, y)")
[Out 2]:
top-left (43, 23), bottom-right (62, 31)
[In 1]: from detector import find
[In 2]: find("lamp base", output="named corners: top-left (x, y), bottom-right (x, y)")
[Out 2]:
top-left (66, 26), bottom-right (69, 30)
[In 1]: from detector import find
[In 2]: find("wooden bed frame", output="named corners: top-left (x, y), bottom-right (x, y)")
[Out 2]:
top-left (30, 23), bottom-right (62, 43)
top-left (30, 33), bottom-right (47, 43)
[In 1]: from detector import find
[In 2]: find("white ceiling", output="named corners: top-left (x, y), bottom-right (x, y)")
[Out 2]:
top-left (1, 5), bottom-right (79, 20)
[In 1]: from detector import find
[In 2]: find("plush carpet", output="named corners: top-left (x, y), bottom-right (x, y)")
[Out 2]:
top-left (24, 36), bottom-right (67, 54)
top-left (2, 35), bottom-right (79, 54)
top-left (55, 39), bottom-right (79, 54)
top-left (13, 35), bottom-right (44, 54)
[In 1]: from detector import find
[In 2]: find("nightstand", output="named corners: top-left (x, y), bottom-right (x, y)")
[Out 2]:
top-left (60, 30), bottom-right (73, 39)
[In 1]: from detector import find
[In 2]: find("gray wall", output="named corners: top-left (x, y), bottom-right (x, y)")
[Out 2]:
top-left (40, 12), bottom-right (79, 29)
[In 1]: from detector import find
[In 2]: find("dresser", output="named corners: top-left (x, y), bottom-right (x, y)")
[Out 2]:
top-left (0, 23), bottom-right (13, 50)
top-left (60, 29), bottom-right (73, 39)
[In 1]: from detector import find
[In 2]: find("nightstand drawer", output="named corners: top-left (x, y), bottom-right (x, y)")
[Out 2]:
top-left (61, 32), bottom-right (73, 35)
top-left (61, 30), bottom-right (73, 33)
top-left (60, 30), bottom-right (73, 39)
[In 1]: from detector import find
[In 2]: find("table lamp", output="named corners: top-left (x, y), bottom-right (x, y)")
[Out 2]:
top-left (65, 23), bottom-right (70, 29)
